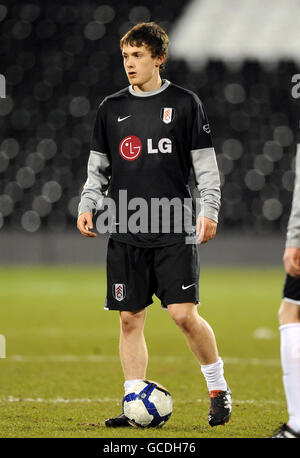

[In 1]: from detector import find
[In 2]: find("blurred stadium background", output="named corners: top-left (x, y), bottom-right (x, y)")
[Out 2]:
top-left (1, 0), bottom-right (300, 439)
top-left (0, 0), bottom-right (299, 264)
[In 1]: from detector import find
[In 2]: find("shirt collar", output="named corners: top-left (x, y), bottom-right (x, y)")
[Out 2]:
top-left (129, 79), bottom-right (170, 97)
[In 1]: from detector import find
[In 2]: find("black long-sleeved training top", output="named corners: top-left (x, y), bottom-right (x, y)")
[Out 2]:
top-left (78, 79), bottom-right (221, 247)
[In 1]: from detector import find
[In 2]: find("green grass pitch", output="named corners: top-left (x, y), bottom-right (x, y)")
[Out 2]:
top-left (0, 265), bottom-right (286, 438)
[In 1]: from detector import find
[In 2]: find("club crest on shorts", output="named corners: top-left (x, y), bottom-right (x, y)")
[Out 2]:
top-left (113, 283), bottom-right (126, 301)
top-left (203, 123), bottom-right (211, 134)
top-left (160, 107), bottom-right (175, 124)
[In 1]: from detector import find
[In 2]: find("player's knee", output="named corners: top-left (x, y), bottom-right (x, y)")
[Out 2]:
top-left (168, 305), bottom-right (196, 331)
top-left (120, 309), bottom-right (146, 334)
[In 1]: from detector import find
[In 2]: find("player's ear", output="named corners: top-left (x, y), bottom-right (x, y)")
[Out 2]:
top-left (155, 54), bottom-right (164, 68)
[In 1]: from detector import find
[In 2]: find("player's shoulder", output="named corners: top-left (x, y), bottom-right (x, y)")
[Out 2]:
top-left (104, 86), bottom-right (129, 102)
top-left (169, 82), bottom-right (202, 106)
top-left (98, 87), bottom-right (130, 109)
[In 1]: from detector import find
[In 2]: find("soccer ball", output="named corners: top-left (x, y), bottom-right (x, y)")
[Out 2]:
top-left (122, 380), bottom-right (173, 428)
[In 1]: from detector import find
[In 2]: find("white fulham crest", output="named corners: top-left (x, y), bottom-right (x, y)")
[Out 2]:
top-left (113, 283), bottom-right (126, 301)
top-left (203, 123), bottom-right (211, 134)
top-left (160, 107), bottom-right (175, 124)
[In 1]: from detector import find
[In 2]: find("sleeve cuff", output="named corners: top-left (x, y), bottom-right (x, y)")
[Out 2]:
top-left (286, 237), bottom-right (300, 249)
top-left (198, 207), bottom-right (218, 223)
top-left (78, 202), bottom-right (96, 216)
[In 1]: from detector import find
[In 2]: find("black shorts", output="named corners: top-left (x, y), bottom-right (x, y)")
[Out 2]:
top-left (283, 274), bottom-right (300, 305)
top-left (105, 238), bottom-right (200, 311)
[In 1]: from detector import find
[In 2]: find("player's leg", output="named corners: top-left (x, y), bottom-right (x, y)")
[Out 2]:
top-left (167, 302), bottom-right (231, 426)
top-left (105, 239), bottom-right (154, 427)
top-left (155, 242), bottom-right (231, 426)
top-left (167, 302), bottom-right (219, 365)
top-left (273, 293), bottom-right (300, 437)
top-left (119, 308), bottom-right (148, 383)
top-left (105, 308), bottom-right (148, 428)
top-left (278, 299), bottom-right (300, 324)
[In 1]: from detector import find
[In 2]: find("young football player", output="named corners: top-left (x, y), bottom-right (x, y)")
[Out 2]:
top-left (77, 22), bottom-right (232, 428)
top-left (272, 128), bottom-right (300, 438)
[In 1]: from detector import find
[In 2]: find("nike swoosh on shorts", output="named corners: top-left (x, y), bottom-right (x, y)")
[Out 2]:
top-left (118, 115), bottom-right (131, 122)
top-left (182, 283), bottom-right (195, 290)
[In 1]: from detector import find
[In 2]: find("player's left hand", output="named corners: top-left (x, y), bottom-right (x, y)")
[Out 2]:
top-left (196, 216), bottom-right (217, 244)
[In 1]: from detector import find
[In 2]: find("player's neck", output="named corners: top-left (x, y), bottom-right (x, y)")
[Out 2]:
top-left (133, 74), bottom-right (162, 93)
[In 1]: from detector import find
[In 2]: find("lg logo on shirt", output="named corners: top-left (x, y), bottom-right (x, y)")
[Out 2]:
top-left (119, 136), bottom-right (172, 161)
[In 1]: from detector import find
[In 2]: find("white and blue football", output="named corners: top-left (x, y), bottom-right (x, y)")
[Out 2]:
top-left (122, 380), bottom-right (173, 428)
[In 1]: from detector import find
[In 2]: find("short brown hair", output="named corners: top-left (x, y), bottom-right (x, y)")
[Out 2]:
top-left (120, 22), bottom-right (169, 71)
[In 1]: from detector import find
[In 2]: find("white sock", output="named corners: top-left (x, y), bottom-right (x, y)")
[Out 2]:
top-left (280, 323), bottom-right (300, 433)
top-left (201, 357), bottom-right (227, 391)
top-left (124, 379), bottom-right (143, 394)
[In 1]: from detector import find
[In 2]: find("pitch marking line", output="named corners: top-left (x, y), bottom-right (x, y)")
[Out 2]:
top-left (1, 396), bottom-right (282, 405)
top-left (6, 355), bottom-right (281, 366)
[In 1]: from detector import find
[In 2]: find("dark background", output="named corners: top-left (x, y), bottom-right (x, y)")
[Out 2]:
top-left (0, 0), bottom-right (299, 263)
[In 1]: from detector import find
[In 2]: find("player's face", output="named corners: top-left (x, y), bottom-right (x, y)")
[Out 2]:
top-left (122, 43), bottom-right (163, 87)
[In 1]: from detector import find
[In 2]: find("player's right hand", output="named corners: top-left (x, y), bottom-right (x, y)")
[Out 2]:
top-left (77, 211), bottom-right (97, 237)
top-left (283, 246), bottom-right (300, 277)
